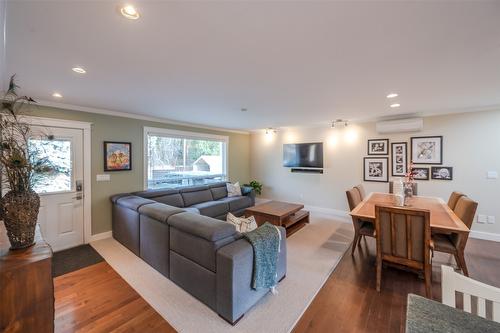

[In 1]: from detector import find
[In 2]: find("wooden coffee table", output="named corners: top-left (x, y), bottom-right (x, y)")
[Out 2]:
top-left (245, 201), bottom-right (309, 237)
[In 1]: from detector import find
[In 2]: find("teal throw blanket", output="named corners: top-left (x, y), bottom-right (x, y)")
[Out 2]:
top-left (243, 222), bottom-right (281, 291)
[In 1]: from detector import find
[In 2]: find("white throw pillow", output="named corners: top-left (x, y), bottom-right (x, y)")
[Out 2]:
top-left (226, 182), bottom-right (242, 197)
top-left (227, 213), bottom-right (258, 233)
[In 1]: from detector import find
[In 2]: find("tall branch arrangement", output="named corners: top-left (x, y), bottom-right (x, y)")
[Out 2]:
top-left (0, 75), bottom-right (53, 193)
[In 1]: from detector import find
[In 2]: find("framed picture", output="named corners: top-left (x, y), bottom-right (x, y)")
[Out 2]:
top-left (391, 142), bottom-right (407, 176)
top-left (367, 139), bottom-right (389, 155)
top-left (364, 157), bottom-right (389, 182)
top-left (104, 141), bottom-right (132, 171)
top-left (431, 166), bottom-right (453, 180)
top-left (411, 167), bottom-right (429, 180)
top-left (411, 136), bottom-right (443, 164)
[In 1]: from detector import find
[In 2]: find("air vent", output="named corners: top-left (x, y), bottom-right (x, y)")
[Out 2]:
top-left (376, 118), bottom-right (423, 134)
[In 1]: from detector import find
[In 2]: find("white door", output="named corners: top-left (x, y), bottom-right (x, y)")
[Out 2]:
top-left (30, 126), bottom-right (85, 251)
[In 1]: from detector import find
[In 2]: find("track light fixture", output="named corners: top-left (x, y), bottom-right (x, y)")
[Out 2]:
top-left (331, 119), bottom-right (349, 128)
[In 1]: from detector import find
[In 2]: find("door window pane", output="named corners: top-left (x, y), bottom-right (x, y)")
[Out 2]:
top-left (29, 139), bottom-right (72, 193)
top-left (147, 134), bottom-right (226, 189)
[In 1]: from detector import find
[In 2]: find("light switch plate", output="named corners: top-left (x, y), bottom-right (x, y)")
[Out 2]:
top-left (487, 216), bottom-right (496, 224)
top-left (477, 214), bottom-right (487, 223)
top-left (96, 174), bottom-right (111, 182)
top-left (487, 171), bottom-right (498, 179)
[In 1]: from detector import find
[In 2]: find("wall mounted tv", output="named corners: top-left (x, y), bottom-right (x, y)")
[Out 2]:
top-left (283, 142), bottom-right (324, 169)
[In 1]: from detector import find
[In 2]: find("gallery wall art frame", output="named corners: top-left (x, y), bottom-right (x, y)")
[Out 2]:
top-left (411, 136), bottom-right (443, 165)
top-left (363, 157), bottom-right (389, 183)
top-left (391, 142), bottom-right (408, 176)
top-left (412, 167), bottom-right (430, 180)
top-left (431, 166), bottom-right (453, 180)
top-left (104, 141), bottom-right (132, 171)
top-left (367, 139), bottom-right (389, 155)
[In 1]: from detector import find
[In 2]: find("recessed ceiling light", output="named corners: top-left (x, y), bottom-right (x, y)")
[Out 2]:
top-left (72, 67), bottom-right (86, 74)
top-left (120, 5), bottom-right (140, 20)
top-left (52, 92), bottom-right (62, 98)
top-left (390, 103), bottom-right (401, 108)
top-left (386, 93), bottom-right (398, 98)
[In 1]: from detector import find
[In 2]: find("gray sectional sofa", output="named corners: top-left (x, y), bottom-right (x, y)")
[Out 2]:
top-left (110, 182), bottom-right (287, 324)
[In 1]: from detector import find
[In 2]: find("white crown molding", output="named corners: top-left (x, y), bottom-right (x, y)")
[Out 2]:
top-left (34, 99), bottom-right (250, 135)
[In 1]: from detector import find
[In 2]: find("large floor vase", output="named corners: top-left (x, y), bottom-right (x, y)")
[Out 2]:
top-left (1, 190), bottom-right (40, 250)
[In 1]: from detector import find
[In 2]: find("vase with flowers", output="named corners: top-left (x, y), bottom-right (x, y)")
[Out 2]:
top-left (0, 76), bottom-right (56, 249)
top-left (403, 163), bottom-right (417, 205)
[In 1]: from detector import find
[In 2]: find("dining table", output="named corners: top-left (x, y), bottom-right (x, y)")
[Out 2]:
top-left (350, 192), bottom-right (470, 235)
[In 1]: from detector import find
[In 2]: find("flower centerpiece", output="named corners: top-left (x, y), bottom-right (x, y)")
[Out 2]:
top-left (0, 76), bottom-right (55, 249)
top-left (403, 162), bottom-right (416, 202)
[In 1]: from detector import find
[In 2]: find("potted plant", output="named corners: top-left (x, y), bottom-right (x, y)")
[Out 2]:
top-left (0, 76), bottom-right (53, 249)
top-left (244, 180), bottom-right (263, 196)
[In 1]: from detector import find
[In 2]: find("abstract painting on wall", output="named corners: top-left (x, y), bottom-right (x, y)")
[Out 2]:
top-left (104, 141), bottom-right (132, 171)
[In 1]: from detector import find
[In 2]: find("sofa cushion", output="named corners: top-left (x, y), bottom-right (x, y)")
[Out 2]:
top-left (170, 228), bottom-right (237, 273)
top-left (218, 196), bottom-right (253, 212)
top-left (167, 212), bottom-right (236, 241)
top-left (138, 203), bottom-right (184, 223)
top-left (183, 207), bottom-right (200, 215)
top-left (133, 189), bottom-right (185, 207)
top-left (210, 185), bottom-right (228, 200)
top-left (180, 185), bottom-right (214, 206)
top-left (116, 196), bottom-right (156, 211)
top-left (191, 201), bottom-right (229, 218)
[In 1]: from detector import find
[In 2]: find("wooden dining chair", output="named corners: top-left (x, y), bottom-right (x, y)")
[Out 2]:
top-left (441, 265), bottom-right (500, 322)
top-left (432, 196), bottom-right (478, 276)
top-left (375, 205), bottom-right (432, 298)
top-left (346, 188), bottom-right (375, 255)
top-left (447, 191), bottom-right (466, 210)
top-left (354, 184), bottom-right (366, 200)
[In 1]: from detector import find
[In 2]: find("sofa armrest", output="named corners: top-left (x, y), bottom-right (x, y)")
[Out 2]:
top-left (216, 227), bottom-right (286, 323)
top-left (241, 186), bottom-right (256, 206)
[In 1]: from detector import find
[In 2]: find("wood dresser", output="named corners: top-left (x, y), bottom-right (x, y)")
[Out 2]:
top-left (0, 222), bottom-right (54, 333)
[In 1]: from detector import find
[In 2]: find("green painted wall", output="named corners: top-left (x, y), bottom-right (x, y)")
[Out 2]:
top-left (32, 105), bottom-right (251, 235)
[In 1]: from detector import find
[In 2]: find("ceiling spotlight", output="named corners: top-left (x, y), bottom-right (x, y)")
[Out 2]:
top-left (52, 92), bottom-right (62, 98)
top-left (390, 103), bottom-right (401, 108)
top-left (331, 119), bottom-right (349, 128)
top-left (386, 93), bottom-right (398, 99)
top-left (120, 5), bottom-right (140, 20)
top-left (72, 67), bottom-right (86, 74)
top-left (265, 127), bottom-right (277, 135)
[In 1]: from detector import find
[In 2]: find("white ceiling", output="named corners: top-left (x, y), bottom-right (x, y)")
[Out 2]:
top-left (5, 1), bottom-right (500, 131)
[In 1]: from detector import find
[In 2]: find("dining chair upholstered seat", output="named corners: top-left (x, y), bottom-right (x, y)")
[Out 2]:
top-left (375, 205), bottom-right (432, 298)
top-left (346, 187), bottom-right (375, 255)
top-left (447, 191), bottom-right (466, 210)
top-left (354, 184), bottom-right (366, 200)
top-left (433, 196), bottom-right (478, 276)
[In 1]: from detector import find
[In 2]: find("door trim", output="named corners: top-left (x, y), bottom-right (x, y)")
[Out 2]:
top-left (24, 116), bottom-right (93, 244)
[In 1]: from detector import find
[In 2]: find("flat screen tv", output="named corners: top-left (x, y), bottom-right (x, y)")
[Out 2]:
top-left (283, 142), bottom-right (324, 169)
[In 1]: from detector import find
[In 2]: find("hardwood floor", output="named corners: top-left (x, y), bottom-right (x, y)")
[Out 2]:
top-left (53, 238), bottom-right (500, 333)
top-left (54, 262), bottom-right (176, 333)
top-left (292, 237), bottom-right (500, 333)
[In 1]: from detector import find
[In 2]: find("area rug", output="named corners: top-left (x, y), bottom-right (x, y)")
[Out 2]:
top-left (91, 213), bottom-right (353, 333)
top-left (52, 244), bottom-right (104, 277)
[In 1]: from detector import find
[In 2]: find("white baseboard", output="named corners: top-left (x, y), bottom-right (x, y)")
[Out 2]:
top-left (304, 205), bottom-right (351, 223)
top-left (256, 197), bottom-right (351, 223)
top-left (469, 230), bottom-right (500, 242)
top-left (255, 197), bottom-right (272, 205)
top-left (89, 231), bottom-right (113, 242)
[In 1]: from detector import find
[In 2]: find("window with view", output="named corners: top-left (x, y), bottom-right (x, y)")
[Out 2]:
top-left (145, 127), bottom-right (228, 189)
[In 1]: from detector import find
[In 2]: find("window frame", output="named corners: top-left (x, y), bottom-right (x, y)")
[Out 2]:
top-left (143, 126), bottom-right (229, 190)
